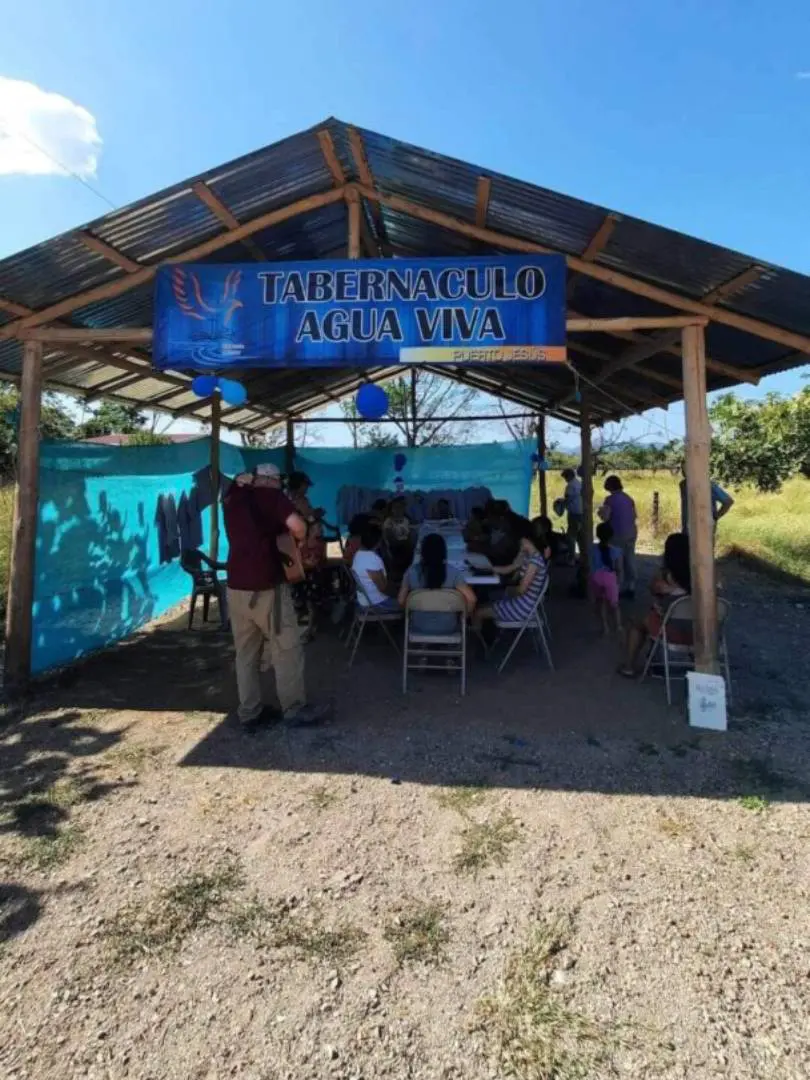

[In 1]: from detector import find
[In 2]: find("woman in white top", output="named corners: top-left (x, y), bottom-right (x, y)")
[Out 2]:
top-left (351, 523), bottom-right (400, 612)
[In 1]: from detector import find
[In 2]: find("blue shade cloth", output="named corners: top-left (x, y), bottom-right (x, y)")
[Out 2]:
top-left (31, 437), bottom-right (530, 673)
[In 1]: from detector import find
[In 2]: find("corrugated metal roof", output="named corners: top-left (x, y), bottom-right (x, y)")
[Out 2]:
top-left (0, 116), bottom-right (808, 429)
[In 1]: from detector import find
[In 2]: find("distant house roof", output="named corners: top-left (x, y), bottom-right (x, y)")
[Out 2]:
top-left (80, 433), bottom-right (201, 446)
top-left (1, 116), bottom-right (809, 430)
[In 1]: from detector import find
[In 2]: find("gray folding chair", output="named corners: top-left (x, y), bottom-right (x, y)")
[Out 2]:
top-left (345, 571), bottom-right (403, 667)
top-left (402, 589), bottom-right (468, 695)
top-left (641, 595), bottom-right (732, 705)
top-left (492, 575), bottom-right (553, 674)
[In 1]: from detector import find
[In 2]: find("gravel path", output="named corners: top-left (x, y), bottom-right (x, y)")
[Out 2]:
top-left (1, 558), bottom-right (809, 1079)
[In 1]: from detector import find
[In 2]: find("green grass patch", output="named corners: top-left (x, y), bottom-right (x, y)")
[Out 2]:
top-left (17, 824), bottom-right (85, 870)
top-left (434, 784), bottom-right (490, 814)
top-left (228, 895), bottom-right (367, 963)
top-left (106, 859), bottom-right (244, 962)
top-left (384, 901), bottom-right (449, 965)
top-left (308, 784), bottom-right (340, 812)
top-left (737, 794), bottom-right (770, 813)
top-left (453, 811), bottom-right (520, 875)
top-left (476, 919), bottom-right (621, 1080)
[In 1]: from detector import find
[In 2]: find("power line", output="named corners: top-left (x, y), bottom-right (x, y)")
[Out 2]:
top-left (0, 122), bottom-right (117, 211)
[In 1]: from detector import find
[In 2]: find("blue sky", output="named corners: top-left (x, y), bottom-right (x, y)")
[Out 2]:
top-left (2, 0), bottom-right (809, 447)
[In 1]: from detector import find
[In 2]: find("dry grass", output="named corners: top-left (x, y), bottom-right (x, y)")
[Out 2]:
top-left (477, 919), bottom-right (621, 1080)
top-left (453, 811), bottom-right (520, 875)
top-left (384, 901), bottom-right (449, 965)
top-left (434, 784), bottom-right (490, 814)
top-left (106, 859), bottom-right (244, 962)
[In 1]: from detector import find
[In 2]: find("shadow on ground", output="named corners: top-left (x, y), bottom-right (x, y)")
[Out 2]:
top-left (15, 555), bottom-right (809, 805)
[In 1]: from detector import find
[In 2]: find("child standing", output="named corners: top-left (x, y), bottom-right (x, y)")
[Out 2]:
top-left (590, 522), bottom-right (623, 635)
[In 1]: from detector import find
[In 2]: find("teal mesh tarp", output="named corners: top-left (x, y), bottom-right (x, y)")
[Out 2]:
top-left (32, 437), bottom-right (531, 673)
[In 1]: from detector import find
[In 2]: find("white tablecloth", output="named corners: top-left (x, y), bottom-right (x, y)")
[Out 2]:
top-left (412, 521), bottom-right (499, 586)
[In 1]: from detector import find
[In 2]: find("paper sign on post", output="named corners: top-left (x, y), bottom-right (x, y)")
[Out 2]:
top-left (686, 671), bottom-right (727, 731)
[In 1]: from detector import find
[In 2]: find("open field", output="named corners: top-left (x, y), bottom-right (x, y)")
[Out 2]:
top-left (539, 472), bottom-right (810, 584)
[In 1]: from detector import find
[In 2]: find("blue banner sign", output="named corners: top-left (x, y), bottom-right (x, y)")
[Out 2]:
top-left (153, 255), bottom-right (566, 371)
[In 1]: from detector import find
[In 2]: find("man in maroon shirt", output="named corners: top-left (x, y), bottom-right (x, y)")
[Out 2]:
top-left (223, 462), bottom-right (323, 731)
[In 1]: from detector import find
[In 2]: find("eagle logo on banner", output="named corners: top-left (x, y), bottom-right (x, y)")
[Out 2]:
top-left (171, 267), bottom-right (243, 325)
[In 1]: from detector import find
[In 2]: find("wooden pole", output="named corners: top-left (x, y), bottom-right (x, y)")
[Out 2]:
top-left (209, 393), bottom-right (221, 563)
top-left (566, 315), bottom-right (708, 333)
top-left (681, 324), bottom-right (719, 674)
top-left (346, 188), bottom-right (361, 259)
top-left (537, 415), bottom-right (548, 517)
top-left (410, 368), bottom-right (418, 448)
top-left (579, 390), bottom-right (593, 580)
top-left (285, 418), bottom-right (295, 476)
top-left (4, 340), bottom-right (44, 694)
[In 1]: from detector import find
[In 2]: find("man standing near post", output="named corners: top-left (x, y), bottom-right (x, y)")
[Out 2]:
top-left (679, 463), bottom-right (734, 542)
top-left (223, 462), bottom-right (328, 733)
top-left (561, 468), bottom-right (584, 562)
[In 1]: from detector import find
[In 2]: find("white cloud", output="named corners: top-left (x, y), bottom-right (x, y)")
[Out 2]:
top-left (0, 75), bottom-right (101, 178)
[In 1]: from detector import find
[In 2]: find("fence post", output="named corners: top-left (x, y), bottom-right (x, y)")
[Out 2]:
top-left (652, 491), bottom-right (660, 538)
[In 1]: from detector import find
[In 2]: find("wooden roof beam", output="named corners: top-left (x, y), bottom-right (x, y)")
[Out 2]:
top-left (557, 330), bottom-right (683, 408)
top-left (581, 211), bottom-right (621, 262)
top-left (190, 180), bottom-right (266, 260)
top-left (702, 264), bottom-right (767, 304)
top-left (347, 128), bottom-right (391, 256)
top-left (0, 185), bottom-right (347, 340)
top-left (85, 371), bottom-right (150, 402)
top-left (317, 129), bottom-right (346, 185)
top-left (475, 177), bottom-right (492, 228)
top-left (354, 183), bottom-right (810, 360)
top-left (77, 232), bottom-right (141, 273)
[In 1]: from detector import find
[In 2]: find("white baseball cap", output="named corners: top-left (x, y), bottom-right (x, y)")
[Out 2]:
top-left (254, 462), bottom-right (281, 479)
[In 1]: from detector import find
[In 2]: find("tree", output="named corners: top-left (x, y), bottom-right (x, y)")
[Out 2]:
top-left (497, 401), bottom-right (537, 443)
top-left (240, 426), bottom-right (286, 449)
top-left (0, 383), bottom-right (77, 478)
top-left (380, 371), bottom-right (477, 447)
top-left (80, 402), bottom-right (147, 438)
top-left (708, 390), bottom-right (810, 492)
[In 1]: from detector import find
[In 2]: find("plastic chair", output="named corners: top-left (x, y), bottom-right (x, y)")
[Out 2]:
top-left (641, 595), bottom-right (732, 706)
top-left (402, 589), bottom-right (468, 696)
top-left (180, 549), bottom-right (228, 629)
top-left (345, 571), bottom-right (403, 667)
top-left (492, 575), bottom-right (553, 674)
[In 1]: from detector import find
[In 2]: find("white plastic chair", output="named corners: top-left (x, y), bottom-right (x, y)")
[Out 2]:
top-left (402, 589), bottom-right (468, 695)
top-left (345, 571), bottom-right (403, 667)
top-left (641, 595), bottom-right (732, 705)
top-left (493, 575), bottom-right (553, 674)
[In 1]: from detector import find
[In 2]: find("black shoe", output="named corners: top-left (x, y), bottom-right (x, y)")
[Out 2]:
top-left (241, 705), bottom-right (282, 734)
top-left (283, 702), bottom-right (333, 728)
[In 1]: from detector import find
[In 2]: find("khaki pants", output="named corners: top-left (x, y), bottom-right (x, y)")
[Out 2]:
top-left (228, 585), bottom-right (305, 723)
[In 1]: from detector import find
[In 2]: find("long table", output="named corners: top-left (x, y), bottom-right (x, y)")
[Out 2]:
top-left (413, 520), bottom-right (500, 586)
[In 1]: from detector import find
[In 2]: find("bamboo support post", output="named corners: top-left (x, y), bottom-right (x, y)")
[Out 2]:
top-left (346, 188), bottom-right (361, 259)
top-left (4, 340), bottom-right (44, 694)
top-left (285, 418), bottom-right (295, 476)
top-left (579, 390), bottom-right (593, 580)
top-left (681, 324), bottom-right (718, 673)
top-left (537, 415), bottom-right (548, 517)
top-left (209, 393), bottom-right (221, 563)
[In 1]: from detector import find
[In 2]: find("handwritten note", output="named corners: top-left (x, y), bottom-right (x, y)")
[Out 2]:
top-left (686, 671), bottom-right (727, 731)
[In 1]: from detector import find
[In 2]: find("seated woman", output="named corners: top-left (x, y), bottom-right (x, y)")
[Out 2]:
top-left (618, 532), bottom-right (691, 677)
top-left (463, 506), bottom-right (490, 553)
top-left (351, 523), bottom-right (400, 612)
top-left (369, 498), bottom-right (389, 525)
top-left (532, 514), bottom-right (564, 563)
top-left (382, 496), bottom-right (414, 578)
top-left (473, 520), bottom-right (549, 631)
top-left (398, 532), bottom-right (476, 634)
top-left (432, 497), bottom-right (453, 521)
top-left (343, 513), bottom-right (371, 567)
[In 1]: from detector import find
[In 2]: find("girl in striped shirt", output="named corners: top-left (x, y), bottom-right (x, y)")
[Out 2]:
top-left (474, 521), bottom-right (549, 630)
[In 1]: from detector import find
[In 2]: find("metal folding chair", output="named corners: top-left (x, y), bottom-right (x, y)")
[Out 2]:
top-left (641, 595), bottom-right (732, 705)
top-left (402, 589), bottom-right (468, 696)
top-left (345, 571), bottom-right (403, 667)
top-left (492, 575), bottom-right (553, 674)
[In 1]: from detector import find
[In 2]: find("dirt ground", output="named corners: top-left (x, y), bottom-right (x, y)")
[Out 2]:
top-left (1, 555), bottom-right (809, 1080)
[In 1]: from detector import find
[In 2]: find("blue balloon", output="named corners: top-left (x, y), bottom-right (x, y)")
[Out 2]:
top-left (393, 452), bottom-right (407, 472)
top-left (219, 378), bottom-right (248, 407)
top-left (192, 375), bottom-right (218, 397)
top-left (356, 382), bottom-right (388, 420)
